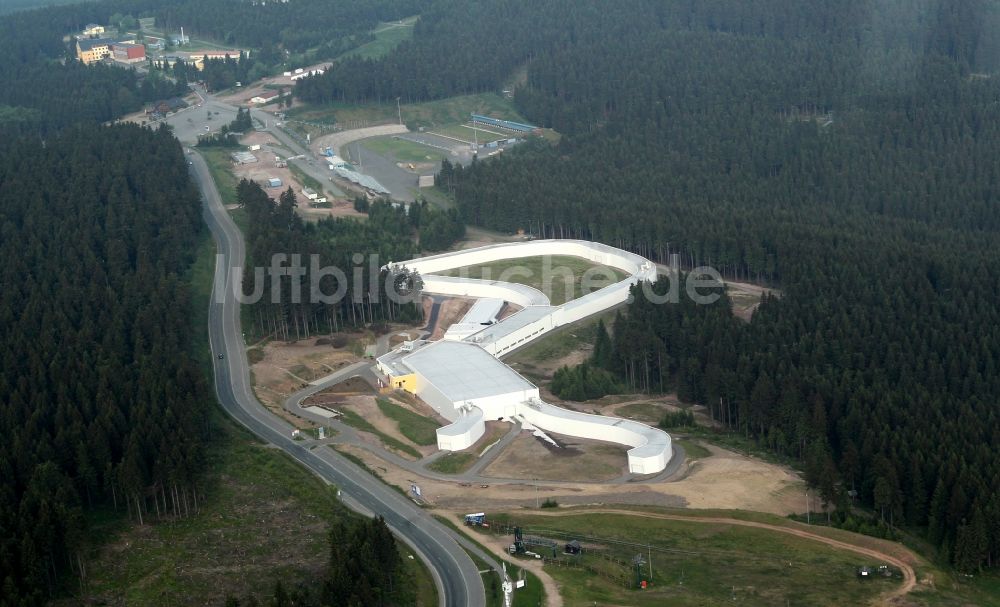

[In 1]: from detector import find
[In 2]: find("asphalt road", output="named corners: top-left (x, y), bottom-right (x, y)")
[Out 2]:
top-left (190, 152), bottom-right (491, 607)
top-left (166, 86), bottom-right (345, 198)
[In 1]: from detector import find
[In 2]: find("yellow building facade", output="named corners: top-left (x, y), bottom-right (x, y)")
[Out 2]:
top-left (77, 39), bottom-right (111, 64)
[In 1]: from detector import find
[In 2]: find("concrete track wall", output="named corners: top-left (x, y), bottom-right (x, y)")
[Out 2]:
top-left (389, 240), bottom-right (672, 473)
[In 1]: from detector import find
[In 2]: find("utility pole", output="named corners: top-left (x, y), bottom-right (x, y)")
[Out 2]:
top-left (806, 491), bottom-right (810, 524)
top-left (534, 478), bottom-right (539, 508)
top-left (396, 97), bottom-right (402, 125)
top-left (648, 544), bottom-right (653, 581)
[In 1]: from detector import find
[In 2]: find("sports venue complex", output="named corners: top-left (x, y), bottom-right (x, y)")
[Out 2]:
top-left (376, 240), bottom-right (673, 475)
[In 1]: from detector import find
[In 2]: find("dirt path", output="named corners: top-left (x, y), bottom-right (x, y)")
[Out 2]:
top-left (442, 514), bottom-right (564, 607)
top-left (527, 508), bottom-right (917, 606)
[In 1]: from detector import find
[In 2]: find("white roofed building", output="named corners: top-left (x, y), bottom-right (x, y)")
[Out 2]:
top-left (376, 239), bottom-right (672, 474)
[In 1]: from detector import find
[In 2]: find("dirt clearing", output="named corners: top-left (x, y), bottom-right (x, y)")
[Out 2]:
top-left (484, 431), bottom-right (628, 482)
top-left (249, 335), bottom-right (366, 412)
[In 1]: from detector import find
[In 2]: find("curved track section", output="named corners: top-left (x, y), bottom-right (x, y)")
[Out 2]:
top-left (420, 274), bottom-right (551, 307)
top-left (383, 240), bottom-right (671, 475)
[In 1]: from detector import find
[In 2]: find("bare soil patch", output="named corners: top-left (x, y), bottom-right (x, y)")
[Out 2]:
top-left (457, 226), bottom-right (521, 250)
top-left (344, 423), bottom-right (806, 516)
top-left (430, 297), bottom-right (473, 339)
top-left (484, 432), bottom-right (628, 482)
top-left (250, 337), bottom-right (365, 409)
top-left (304, 377), bottom-right (373, 402)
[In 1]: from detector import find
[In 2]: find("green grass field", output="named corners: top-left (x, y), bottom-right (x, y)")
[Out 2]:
top-left (362, 135), bottom-right (446, 163)
top-left (376, 397), bottom-right (441, 446)
top-left (615, 402), bottom-right (666, 424)
top-left (490, 511), bottom-right (898, 607)
top-left (427, 452), bottom-right (477, 474)
top-left (287, 92), bottom-right (524, 131)
top-left (337, 407), bottom-right (423, 458)
top-left (199, 148), bottom-right (239, 205)
top-left (438, 255), bottom-right (627, 305)
top-left (76, 409), bottom-right (436, 606)
top-left (184, 228), bottom-right (216, 374)
top-left (340, 16), bottom-right (418, 60)
top-left (505, 313), bottom-right (611, 365)
top-left (674, 437), bottom-right (712, 459)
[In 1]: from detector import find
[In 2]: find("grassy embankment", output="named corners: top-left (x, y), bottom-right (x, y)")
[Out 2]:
top-left (483, 510), bottom-right (893, 607)
top-left (336, 407), bottom-right (423, 459)
top-left (427, 424), bottom-right (509, 474)
top-left (376, 397), bottom-right (441, 446)
top-left (339, 16), bottom-right (419, 61)
top-left (437, 255), bottom-right (627, 306)
top-left (479, 508), bottom-right (1000, 607)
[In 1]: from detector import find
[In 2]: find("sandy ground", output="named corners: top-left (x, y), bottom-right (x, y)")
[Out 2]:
top-left (397, 161), bottom-right (438, 174)
top-left (465, 421), bottom-right (510, 455)
top-left (389, 329), bottom-right (422, 348)
top-left (525, 348), bottom-right (590, 383)
top-left (484, 432), bottom-right (628, 483)
top-left (345, 428), bottom-right (807, 515)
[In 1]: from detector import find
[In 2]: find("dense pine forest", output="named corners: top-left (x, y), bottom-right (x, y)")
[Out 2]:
top-left (300, 0), bottom-right (1000, 571)
top-left (0, 124), bottom-right (210, 603)
top-left (238, 181), bottom-right (463, 340)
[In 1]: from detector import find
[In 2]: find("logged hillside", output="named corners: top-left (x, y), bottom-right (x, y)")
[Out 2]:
top-left (306, 0), bottom-right (1000, 571)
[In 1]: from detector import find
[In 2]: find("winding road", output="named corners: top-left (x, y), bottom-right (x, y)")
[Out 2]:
top-left (191, 152), bottom-right (494, 607)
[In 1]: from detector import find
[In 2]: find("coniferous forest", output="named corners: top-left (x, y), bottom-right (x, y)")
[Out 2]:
top-left (0, 124), bottom-right (210, 603)
top-left (0, 1), bottom-right (466, 601)
top-left (301, 0), bottom-right (1000, 571)
top-left (237, 180), bottom-right (463, 341)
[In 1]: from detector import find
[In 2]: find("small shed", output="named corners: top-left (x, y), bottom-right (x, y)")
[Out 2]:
top-left (565, 540), bottom-right (582, 555)
top-left (267, 178), bottom-right (282, 188)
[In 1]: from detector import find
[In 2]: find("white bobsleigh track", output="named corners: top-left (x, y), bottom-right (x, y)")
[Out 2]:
top-left (380, 240), bottom-right (671, 475)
